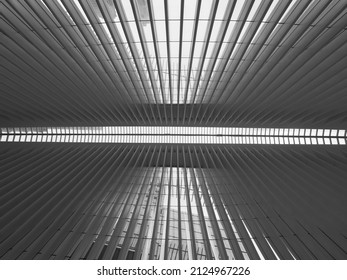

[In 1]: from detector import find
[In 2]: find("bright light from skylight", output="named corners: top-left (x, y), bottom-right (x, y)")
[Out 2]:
top-left (56, 0), bottom-right (281, 104)
top-left (1, 126), bottom-right (345, 145)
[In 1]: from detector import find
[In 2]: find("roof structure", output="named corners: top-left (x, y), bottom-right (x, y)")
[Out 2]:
top-left (1, 0), bottom-right (347, 260)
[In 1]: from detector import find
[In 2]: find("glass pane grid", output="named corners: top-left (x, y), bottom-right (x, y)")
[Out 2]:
top-left (1, 126), bottom-right (345, 145)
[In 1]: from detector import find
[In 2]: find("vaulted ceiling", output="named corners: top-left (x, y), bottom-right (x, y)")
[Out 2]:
top-left (1, 0), bottom-right (347, 260)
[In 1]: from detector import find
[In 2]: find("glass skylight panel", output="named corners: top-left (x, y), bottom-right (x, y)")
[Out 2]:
top-left (2, 126), bottom-right (346, 145)
top-left (338, 130), bottom-right (345, 137)
top-left (54, 0), bottom-right (287, 105)
top-left (331, 130), bottom-right (337, 137)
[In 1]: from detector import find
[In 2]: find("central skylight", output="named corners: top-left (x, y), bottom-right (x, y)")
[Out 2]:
top-left (50, 0), bottom-right (281, 104)
top-left (1, 126), bottom-right (345, 145)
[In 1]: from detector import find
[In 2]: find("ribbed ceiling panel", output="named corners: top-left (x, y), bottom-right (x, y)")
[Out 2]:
top-left (1, 0), bottom-right (346, 261)
top-left (1, 0), bottom-right (346, 126)
top-left (1, 144), bottom-right (346, 259)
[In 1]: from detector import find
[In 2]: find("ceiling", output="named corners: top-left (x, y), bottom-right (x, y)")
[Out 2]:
top-left (1, 0), bottom-right (346, 127)
top-left (1, 0), bottom-right (347, 260)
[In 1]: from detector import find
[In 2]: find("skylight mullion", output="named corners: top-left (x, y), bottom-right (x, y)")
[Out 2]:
top-left (129, 0), bottom-right (162, 123)
top-left (113, 1), bottom-right (152, 106)
top-left (77, 0), bottom-right (139, 123)
top-left (113, 0), bottom-right (155, 122)
top-left (182, 0), bottom-right (202, 123)
top-left (146, 0), bottom-right (166, 108)
top-left (149, 10), bottom-right (167, 95)
top-left (188, 0), bottom-right (220, 121)
top-left (197, 0), bottom-right (238, 125)
top-left (176, 0), bottom-right (185, 122)
top-left (163, 0), bottom-right (173, 122)
top-left (207, 0), bottom-right (255, 124)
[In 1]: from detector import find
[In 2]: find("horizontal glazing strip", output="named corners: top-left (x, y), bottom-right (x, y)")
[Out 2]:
top-left (1, 129), bottom-right (346, 145)
top-left (1, 126), bottom-right (346, 137)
